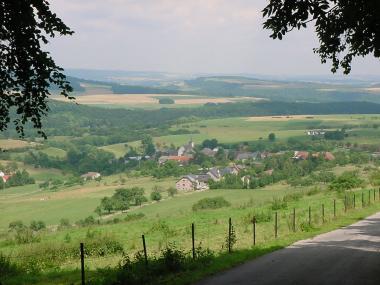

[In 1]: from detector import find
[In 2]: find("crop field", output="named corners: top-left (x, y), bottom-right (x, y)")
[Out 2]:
top-left (53, 94), bottom-right (264, 110)
top-left (0, 139), bottom-right (37, 150)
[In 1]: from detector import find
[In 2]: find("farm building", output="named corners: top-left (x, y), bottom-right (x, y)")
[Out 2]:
top-left (81, 172), bottom-right (101, 180)
top-left (176, 175), bottom-right (209, 191)
top-left (235, 151), bottom-right (260, 162)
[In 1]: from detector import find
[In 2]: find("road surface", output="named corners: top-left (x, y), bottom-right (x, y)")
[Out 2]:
top-left (196, 212), bottom-right (380, 285)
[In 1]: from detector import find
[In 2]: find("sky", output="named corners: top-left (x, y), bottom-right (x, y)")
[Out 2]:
top-left (49, 0), bottom-right (380, 77)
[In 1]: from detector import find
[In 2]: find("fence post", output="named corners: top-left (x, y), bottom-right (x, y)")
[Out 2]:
top-left (374, 189), bottom-right (376, 202)
top-left (354, 194), bottom-right (356, 209)
top-left (362, 192), bottom-right (364, 208)
top-left (292, 208), bottom-right (296, 232)
top-left (308, 206), bottom-right (311, 226)
top-left (275, 212), bottom-right (278, 238)
top-left (333, 199), bottom-right (336, 218)
top-left (142, 235), bottom-right (148, 267)
top-left (252, 216), bottom-right (256, 246)
top-left (228, 217), bottom-right (232, 253)
top-left (344, 195), bottom-right (347, 212)
top-left (378, 188), bottom-right (380, 201)
top-left (322, 204), bottom-right (325, 223)
top-left (80, 243), bottom-right (85, 285)
top-left (191, 223), bottom-right (195, 259)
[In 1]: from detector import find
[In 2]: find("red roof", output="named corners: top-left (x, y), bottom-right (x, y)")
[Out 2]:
top-left (167, 156), bottom-right (191, 162)
top-left (324, 152), bottom-right (335, 161)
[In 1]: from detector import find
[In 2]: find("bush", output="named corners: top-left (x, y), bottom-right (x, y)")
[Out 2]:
top-left (151, 190), bottom-right (162, 202)
top-left (158, 98), bottom-right (175, 104)
top-left (30, 220), bottom-right (46, 231)
top-left (192, 197), bottom-right (231, 211)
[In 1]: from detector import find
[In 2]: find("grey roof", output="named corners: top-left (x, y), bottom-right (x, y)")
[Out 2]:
top-left (235, 152), bottom-right (260, 160)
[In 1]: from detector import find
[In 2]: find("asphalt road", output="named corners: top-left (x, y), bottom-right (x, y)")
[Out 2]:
top-left (196, 212), bottom-right (380, 285)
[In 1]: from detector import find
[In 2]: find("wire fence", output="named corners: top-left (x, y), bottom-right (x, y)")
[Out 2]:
top-left (2, 188), bottom-right (380, 285)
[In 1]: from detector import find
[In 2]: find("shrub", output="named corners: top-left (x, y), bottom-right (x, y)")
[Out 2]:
top-left (150, 190), bottom-right (162, 201)
top-left (30, 220), bottom-right (46, 231)
top-left (14, 228), bottom-right (41, 244)
top-left (192, 197), bottom-right (231, 211)
top-left (8, 220), bottom-right (25, 232)
top-left (158, 98), bottom-right (175, 104)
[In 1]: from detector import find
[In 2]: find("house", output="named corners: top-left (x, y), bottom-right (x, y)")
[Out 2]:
top-left (81, 172), bottom-right (101, 180)
top-left (323, 152), bottom-right (335, 161)
top-left (235, 152), bottom-right (260, 162)
top-left (201, 148), bottom-right (217, 157)
top-left (178, 139), bottom-right (195, 156)
top-left (175, 175), bottom-right (209, 191)
top-left (159, 155), bottom-right (192, 166)
top-left (306, 129), bottom-right (326, 136)
top-left (293, 151), bottom-right (309, 160)
top-left (220, 164), bottom-right (243, 176)
top-left (207, 167), bottom-right (222, 182)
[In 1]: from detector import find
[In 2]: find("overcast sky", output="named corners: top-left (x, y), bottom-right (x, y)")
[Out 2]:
top-left (49, 0), bottom-right (380, 76)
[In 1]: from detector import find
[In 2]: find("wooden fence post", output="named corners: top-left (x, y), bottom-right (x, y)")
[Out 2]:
top-left (344, 195), bottom-right (347, 212)
top-left (142, 235), bottom-right (148, 267)
top-left (322, 204), bottom-right (325, 224)
top-left (80, 243), bottom-right (85, 285)
top-left (228, 217), bottom-right (232, 253)
top-left (275, 212), bottom-right (278, 238)
top-left (292, 208), bottom-right (296, 232)
top-left (333, 199), bottom-right (336, 218)
top-left (308, 206), bottom-right (311, 226)
top-left (252, 216), bottom-right (256, 246)
top-left (191, 223), bottom-right (195, 259)
top-left (354, 194), bottom-right (356, 209)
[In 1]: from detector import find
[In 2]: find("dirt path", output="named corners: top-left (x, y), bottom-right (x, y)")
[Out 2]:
top-left (196, 211), bottom-right (380, 285)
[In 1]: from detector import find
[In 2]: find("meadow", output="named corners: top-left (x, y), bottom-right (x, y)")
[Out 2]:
top-left (101, 114), bottom-right (380, 157)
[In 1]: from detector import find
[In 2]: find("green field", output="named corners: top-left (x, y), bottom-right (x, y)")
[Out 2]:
top-left (100, 114), bottom-right (380, 155)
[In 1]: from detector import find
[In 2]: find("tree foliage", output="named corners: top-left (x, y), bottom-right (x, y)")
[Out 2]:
top-left (0, 0), bottom-right (73, 137)
top-left (263, 1), bottom-right (380, 74)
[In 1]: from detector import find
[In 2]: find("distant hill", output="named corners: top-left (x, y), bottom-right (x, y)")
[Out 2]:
top-left (52, 73), bottom-right (380, 104)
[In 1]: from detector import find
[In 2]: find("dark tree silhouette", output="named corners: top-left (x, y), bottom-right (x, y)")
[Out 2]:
top-left (0, 0), bottom-right (73, 137)
top-left (263, 0), bottom-right (380, 74)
